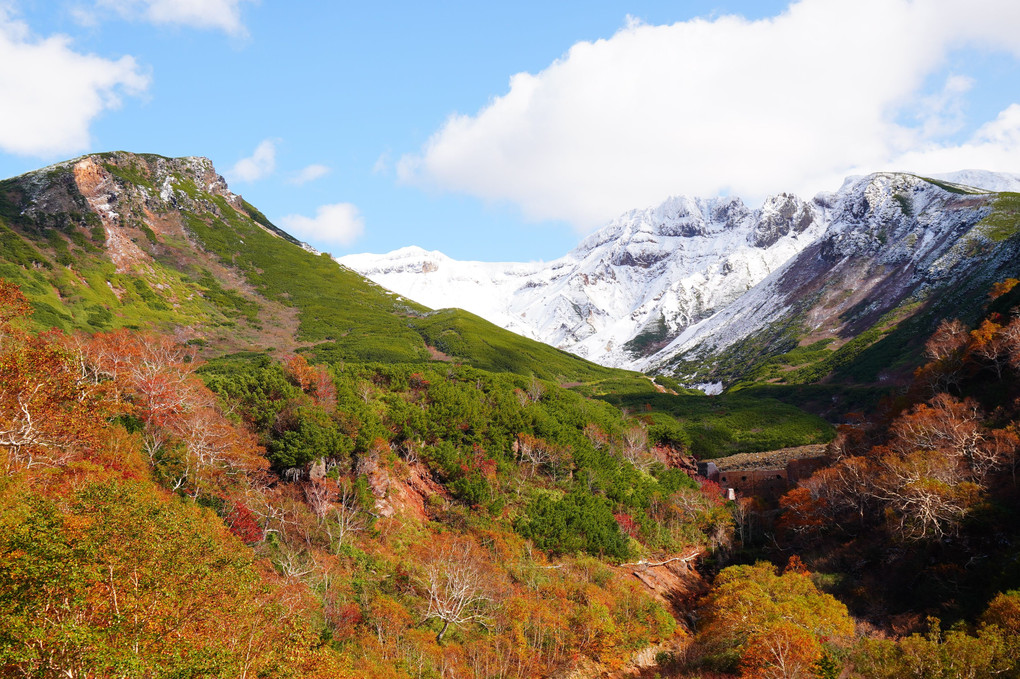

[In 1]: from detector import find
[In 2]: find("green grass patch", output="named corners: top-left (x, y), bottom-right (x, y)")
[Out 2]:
top-left (410, 309), bottom-right (628, 382)
top-left (977, 192), bottom-right (1020, 242)
top-left (592, 390), bottom-right (834, 459)
top-left (103, 161), bottom-right (154, 190)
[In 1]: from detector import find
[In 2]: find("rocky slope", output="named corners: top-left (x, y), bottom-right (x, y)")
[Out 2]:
top-left (645, 173), bottom-right (1019, 385)
top-left (343, 171), bottom-right (1020, 384)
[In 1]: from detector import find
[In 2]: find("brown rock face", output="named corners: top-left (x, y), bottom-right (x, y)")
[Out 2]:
top-left (73, 158), bottom-right (153, 274)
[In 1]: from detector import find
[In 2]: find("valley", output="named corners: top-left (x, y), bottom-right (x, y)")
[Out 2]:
top-left (1, 151), bottom-right (1020, 678)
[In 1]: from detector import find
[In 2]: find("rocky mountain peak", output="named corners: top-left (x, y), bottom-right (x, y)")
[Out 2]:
top-left (752, 192), bottom-right (816, 248)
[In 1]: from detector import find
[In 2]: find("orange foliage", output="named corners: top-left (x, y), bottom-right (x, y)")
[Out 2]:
top-left (989, 278), bottom-right (1019, 300)
top-left (741, 621), bottom-right (822, 679)
top-left (777, 487), bottom-right (827, 540)
top-left (78, 329), bottom-right (268, 497)
top-left (1, 298), bottom-right (113, 473)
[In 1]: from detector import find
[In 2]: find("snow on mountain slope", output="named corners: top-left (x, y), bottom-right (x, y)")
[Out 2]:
top-left (341, 170), bottom-right (1016, 376)
top-left (932, 170), bottom-right (1020, 193)
top-left (640, 172), bottom-right (1002, 380)
top-left (341, 192), bottom-right (826, 368)
top-left (338, 246), bottom-right (548, 340)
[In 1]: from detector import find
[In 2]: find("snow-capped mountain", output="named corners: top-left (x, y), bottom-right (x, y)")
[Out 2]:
top-left (642, 172), bottom-right (1008, 379)
top-left (341, 170), bottom-right (1018, 380)
top-left (340, 192), bottom-right (826, 368)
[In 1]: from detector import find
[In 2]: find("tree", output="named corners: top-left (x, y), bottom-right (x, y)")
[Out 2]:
top-left (804, 456), bottom-right (878, 528)
top-left (698, 562), bottom-right (854, 676)
top-left (877, 450), bottom-right (981, 541)
top-left (916, 319), bottom-right (969, 393)
top-left (776, 487), bottom-right (827, 542)
top-left (515, 433), bottom-right (570, 478)
top-left (1, 283), bottom-right (112, 473)
top-left (417, 540), bottom-right (493, 644)
top-left (969, 319), bottom-right (1009, 378)
top-left (742, 621), bottom-right (823, 679)
top-left (621, 422), bottom-right (653, 472)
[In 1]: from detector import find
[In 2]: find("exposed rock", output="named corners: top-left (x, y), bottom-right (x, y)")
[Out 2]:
top-left (73, 158), bottom-right (152, 274)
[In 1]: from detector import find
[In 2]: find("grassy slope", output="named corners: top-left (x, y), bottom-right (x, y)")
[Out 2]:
top-left (0, 153), bottom-right (644, 387)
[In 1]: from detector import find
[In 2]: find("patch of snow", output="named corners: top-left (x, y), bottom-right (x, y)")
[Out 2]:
top-left (692, 382), bottom-right (724, 395)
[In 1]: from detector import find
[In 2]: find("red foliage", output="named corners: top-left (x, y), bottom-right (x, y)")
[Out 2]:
top-left (224, 500), bottom-right (262, 544)
top-left (698, 479), bottom-right (727, 506)
top-left (613, 512), bottom-right (639, 539)
top-left (460, 446), bottom-right (498, 480)
top-left (327, 602), bottom-right (364, 639)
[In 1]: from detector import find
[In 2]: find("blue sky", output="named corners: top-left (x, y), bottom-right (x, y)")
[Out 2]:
top-left (1, 1), bottom-right (1019, 262)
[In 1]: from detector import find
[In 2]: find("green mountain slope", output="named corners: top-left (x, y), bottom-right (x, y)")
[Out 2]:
top-left (0, 151), bottom-right (628, 383)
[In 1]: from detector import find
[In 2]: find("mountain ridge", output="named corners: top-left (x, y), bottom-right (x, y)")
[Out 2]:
top-left (341, 170), bottom-right (1020, 386)
top-left (341, 190), bottom-right (828, 368)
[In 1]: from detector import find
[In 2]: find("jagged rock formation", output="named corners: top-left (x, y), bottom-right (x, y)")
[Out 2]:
top-left (643, 173), bottom-right (1019, 384)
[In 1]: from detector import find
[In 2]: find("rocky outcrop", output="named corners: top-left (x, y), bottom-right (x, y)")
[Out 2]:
top-left (73, 157), bottom-right (151, 273)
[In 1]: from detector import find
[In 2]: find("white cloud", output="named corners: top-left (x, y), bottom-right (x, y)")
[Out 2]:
top-left (227, 139), bottom-right (276, 182)
top-left (398, 0), bottom-right (1020, 231)
top-left (279, 203), bottom-right (365, 247)
top-left (93, 0), bottom-right (253, 36)
top-left (0, 9), bottom-right (149, 157)
top-left (890, 104), bottom-right (1020, 175)
top-left (288, 163), bottom-right (330, 185)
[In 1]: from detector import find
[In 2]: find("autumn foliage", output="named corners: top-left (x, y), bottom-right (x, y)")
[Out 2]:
top-left (0, 279), bottom-right (692, 678)
top-left (697, 562), bottom-right (854, 678)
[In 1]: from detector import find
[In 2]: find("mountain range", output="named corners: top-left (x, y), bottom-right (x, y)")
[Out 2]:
top-left (340, 170), bottom-right (1020, 388)
top-left (6, 150), bottom-right (1020, 678)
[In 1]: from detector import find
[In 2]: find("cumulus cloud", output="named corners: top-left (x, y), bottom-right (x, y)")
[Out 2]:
top-left (279, 203), bottom-right (365, 247)
top-left (288, 163), bottom-right (330, 185)
top-left (93, 0), bottom-right (253, 36)
top-left (398, 0), bottom-right (1020, 231)
top-left (0, 9), bottom-right (149, 157)
top-left (227, 139), bottom-right (276, 183)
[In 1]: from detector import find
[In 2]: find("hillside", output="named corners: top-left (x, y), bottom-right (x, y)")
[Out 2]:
top-left (0, 151), bottom-right (630, 384)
